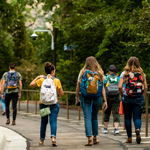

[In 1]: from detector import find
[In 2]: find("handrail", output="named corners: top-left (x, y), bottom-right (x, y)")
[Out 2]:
top-left (19, 89), bottom-right (81, 120)
top-left (19, 89), bottom-right (150, 136)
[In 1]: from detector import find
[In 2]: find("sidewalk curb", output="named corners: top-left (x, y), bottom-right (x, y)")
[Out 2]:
top-left (0, 130), bottom-right (6, 150)
top-left (0, 126), bottom-right (27, 150)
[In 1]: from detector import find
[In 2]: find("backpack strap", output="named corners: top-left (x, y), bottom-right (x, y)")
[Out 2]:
top-left (7, 71), bottom-right (10, 78)
top-left (7, 71), bottom-right (11, 85)
top-left (14, 71), bottom-right (17, 76)
top-left (80, 94), bottom-right (94, 113)
top-left (80, 94), bottom-right (84, 108)
top-left (7, 71), bottom-right (17, 77)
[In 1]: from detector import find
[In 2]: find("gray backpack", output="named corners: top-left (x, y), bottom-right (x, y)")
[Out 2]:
top-left (106, 75), bottom-right (119, 96)
top-left (6, 71), bottom-right (18, 89)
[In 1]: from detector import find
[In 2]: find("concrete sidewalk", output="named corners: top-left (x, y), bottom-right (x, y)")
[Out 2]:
top-left (0, 126), bottom-right (26, 150)
top-left (0, 106), bottom-right (150, 150)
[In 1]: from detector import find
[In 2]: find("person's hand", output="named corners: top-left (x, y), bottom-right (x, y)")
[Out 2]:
top-left (18, 93), bottom-right (21, 99)
top-left (75, 99), bottom-right (80, 105)
top-left (103, 102), bottom-right (107, 111)
top-left (2, 94), bottom-right (5, 100)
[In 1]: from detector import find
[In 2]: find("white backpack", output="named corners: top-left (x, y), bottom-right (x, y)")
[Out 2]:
top-left (40, 75), bottom-right (57, 105)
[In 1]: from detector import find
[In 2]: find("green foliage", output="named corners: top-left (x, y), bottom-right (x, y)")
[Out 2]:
top-left (16, 59), bottom-right (45, 89)
top-left (1, 0), bottom-right (150, 108)
top-left (0, 28), bottom-right (14, 77)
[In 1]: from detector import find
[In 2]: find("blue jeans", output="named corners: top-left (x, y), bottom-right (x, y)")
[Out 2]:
top-left (1, 97), bottom-right (6, 111)
top-left (82, 96), bottom-right (101, 137)
top-left (122, 95), bottom-right (144, 138)
top-left (39, 103), bottom-right (60, 140)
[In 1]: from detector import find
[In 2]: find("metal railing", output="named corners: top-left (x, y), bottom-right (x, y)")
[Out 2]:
top-left (19, 90), bottom-right (81, 120)
top-left (18, 89), bottom-right (39, 114)
top-left (18, 89), bottom-right (150, 137)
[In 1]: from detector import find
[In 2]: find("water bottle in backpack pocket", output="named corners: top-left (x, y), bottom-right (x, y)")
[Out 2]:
top-left (106, 75), bottom-right (119, 96)
top-left (6, 71), bottom-right (18, 89)
top-left (40, 75), bottom-right (57, 105)
top-left (80, 70), bottom-right (103, 99)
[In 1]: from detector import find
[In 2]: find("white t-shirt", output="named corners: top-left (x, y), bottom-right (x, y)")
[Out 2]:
top-left (120, 71), bottom-right (127, 96)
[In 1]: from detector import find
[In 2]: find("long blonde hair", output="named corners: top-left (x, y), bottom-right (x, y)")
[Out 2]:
top-left (79, 56), bottom-right (104, 84)
top-left (124, 56), bottom-right (145, 82)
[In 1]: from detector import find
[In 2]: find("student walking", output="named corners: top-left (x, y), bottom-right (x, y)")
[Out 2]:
top-left (75, 56), bottom-right (107, 146)
top-left (102, 65), bottom-right (120, 134)
top-left (118, 56), bottom-right (147, 144)
top-left (1, 62), bottom-right (22, 125)
top-left (30, 62), bottom-right (63, 146)
top-left (0, 80), bottom-right (6, 115)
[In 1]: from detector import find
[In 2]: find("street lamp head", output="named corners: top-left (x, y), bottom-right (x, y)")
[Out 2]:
top-left (31, 33), bottom-right (38, 40)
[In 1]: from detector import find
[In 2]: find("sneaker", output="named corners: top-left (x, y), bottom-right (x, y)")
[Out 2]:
top-left (114, 128), bottom-right (119, 134)
top-left (2, 111), bottom-right (6, 115)
top-left (102, 128), bottom-right (108, 134)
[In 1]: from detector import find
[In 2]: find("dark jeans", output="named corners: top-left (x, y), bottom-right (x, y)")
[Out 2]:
top-left (39, 103), bottom-right (60, 140)
top-left (82, 96), bottom-right (101, 137)
top-left (122, 95), bottom-right (144, 138)
top-left (5, 93), bottom-right (18, 120)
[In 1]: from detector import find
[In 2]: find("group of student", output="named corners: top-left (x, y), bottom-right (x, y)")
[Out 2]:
top-left (0, 56), bottom-right (147, 147)
top-left (75, 56), bottom-right (147, 146)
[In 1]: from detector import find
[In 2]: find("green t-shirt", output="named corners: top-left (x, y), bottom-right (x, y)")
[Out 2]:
top-left (2, 71), bottom-right (22, 94)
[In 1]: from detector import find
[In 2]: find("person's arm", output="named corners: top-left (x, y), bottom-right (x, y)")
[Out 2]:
top-left (1, 80), bottom-right (5, 99)
top-left (75, 82), bottom-right (80, 105)
top-left (102, 86), bottom-right (107, 111)
top-left (30, 75), bottom-right (44, 88)
top-left (118, 78), bottom-right (124, 98)
top-left (55, 79), bottom-right (64, 96)
top-left (0, 84), bottom-right (1, 98)
top-left (18, 80), bottom-right (22, 99)
top-left (57, 88), bottom-right (64, 96)
top-left (143, 78), bottom-right (148, 99)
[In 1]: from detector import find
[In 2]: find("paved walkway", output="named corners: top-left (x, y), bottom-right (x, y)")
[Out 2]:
top-left (0, 103), bottom-right (150, 150)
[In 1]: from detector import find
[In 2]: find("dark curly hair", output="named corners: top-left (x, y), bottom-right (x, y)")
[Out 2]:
top-left (45, 62), bottom-right (55, 74)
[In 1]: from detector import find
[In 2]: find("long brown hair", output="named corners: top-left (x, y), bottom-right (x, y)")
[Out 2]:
top-left (79, 56), bottom-right (104, 83)
top-left (124, 56), bottom-right (145, 82)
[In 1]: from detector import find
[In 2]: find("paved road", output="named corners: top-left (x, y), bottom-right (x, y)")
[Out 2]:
top-left (0, 102), bottom-right (150, 150)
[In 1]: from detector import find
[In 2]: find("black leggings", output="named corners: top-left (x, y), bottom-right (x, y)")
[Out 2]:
top-left (5, 93), bottom-right (18, 120)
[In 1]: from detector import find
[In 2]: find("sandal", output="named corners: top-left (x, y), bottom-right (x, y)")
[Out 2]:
top-left (93, 138), bottom-right (99, 144)
top-left (135, 130), bottom-right (141, 144)
top-left (39, 140), bottom-right (44, 145)
top-left (52, 138), bottom-right (57, 146)
top-left (2, 111), bottom-right (6, 115)
top-left (126, 137), bottom-right (132, 143)
top-left (85, 140), bottom-right (92, 146)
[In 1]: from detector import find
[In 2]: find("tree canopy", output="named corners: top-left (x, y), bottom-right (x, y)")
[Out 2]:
top-left (1, 0), bottom-right (150, 94)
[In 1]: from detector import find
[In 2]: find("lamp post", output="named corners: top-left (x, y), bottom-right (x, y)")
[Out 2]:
top-left (31, 30), bottom-right (54, 50)
top-left (31, 29), bottom-right (57, 67)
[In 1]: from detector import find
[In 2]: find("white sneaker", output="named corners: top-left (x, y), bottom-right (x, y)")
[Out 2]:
top-left (102, 128), bottom-right (108, 134)
top-left (114, 129), bottom-right (119, 134)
